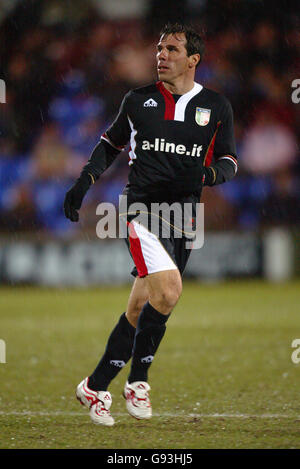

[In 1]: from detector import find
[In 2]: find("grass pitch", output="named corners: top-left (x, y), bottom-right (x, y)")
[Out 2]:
top-left (0, 280), bottom-right (300, 449)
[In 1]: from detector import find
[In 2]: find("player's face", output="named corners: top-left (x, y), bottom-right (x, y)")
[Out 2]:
top-left (156, 33), bottom-right (193, 83)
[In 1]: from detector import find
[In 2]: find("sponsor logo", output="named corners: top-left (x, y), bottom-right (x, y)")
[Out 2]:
top-left (110, 359), bottom-right (126, 368)
top-left (141, 355), bottom-right (154, 364)
top-left (195, 107), bottom-right (211, 126)
top-left (144, 98), bottom-right (158, 107)
top-left (141, 138), bottom-right (202, 157)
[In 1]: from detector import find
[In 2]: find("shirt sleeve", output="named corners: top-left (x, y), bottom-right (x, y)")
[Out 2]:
top-left (204, 97), bottom-right (238, 186)
top-left (214, 98), bottom-right (237, 160)
top-left (103, 91), bottom-right (131, 150)
top-left (80, 92), bottom-right (132, 182)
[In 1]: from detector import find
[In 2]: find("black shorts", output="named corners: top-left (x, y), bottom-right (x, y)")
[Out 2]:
top-left (121, 201), bottom-right (197, 278)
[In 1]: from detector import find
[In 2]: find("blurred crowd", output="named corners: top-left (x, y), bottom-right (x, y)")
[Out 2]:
top-left (0, 0), bottom-right (299, 236)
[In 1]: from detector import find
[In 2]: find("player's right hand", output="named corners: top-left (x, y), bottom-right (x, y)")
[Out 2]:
top-left (63, 173), bottom-right (92, 222)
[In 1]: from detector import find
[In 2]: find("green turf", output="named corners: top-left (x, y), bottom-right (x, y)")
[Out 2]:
top-left (0, 280), bottom-right (300, 449)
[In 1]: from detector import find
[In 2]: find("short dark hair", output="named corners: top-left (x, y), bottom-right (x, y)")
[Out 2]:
top-left (159, 23), bottom-right (205, 66)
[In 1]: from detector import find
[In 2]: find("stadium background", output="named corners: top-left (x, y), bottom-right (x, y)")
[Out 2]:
top-left (0, 0), bottom-right (299, 285)
top-left (0, 0), bottom-right (300, 450)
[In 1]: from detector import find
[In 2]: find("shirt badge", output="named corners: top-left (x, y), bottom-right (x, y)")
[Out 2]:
top-left (195, 107), bottom-right (211, 126)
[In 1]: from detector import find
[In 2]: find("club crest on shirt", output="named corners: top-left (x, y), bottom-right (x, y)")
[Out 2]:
top-left (195, 107), bottom-right (211, 126)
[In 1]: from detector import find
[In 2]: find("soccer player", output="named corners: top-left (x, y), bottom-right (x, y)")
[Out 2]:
top-left (64, 23), bottom-right (238, 426)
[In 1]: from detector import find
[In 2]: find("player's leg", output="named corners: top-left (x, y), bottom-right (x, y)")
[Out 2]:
top-left (126, 277), bottom-right (149, 327)
top-left (124, 268), bottom-right (182, 419)
top-left (128, 268), bottom-right (181, 383)
top-left (145, 268), bottom-right (182, 314)
top-left (86, 278), bottom-right (148, 391)
top-left (76, 277), bottom-right (148, 425)
top-left (124, 219), bottom-right (185, 418)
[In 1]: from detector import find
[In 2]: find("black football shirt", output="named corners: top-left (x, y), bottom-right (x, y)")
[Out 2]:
top-left (101, 81), bottom-right (237, 204)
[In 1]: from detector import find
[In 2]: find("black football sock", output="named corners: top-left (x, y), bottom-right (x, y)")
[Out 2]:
top-left (128, 302), bottom-right (170, 384)
top-left (88, 312), bottom-right (136, 391)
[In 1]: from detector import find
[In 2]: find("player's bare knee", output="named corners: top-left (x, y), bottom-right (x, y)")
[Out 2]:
top-left (166, 275), bottom-right (182, 305)
top-left (126, 308), bottom-right (139, 327)
top-left (126, 297), bottom-right (148, 327)
top-left (150, 284), bottom-right (181, 313)
top-left (161, 290), bottom-right (179, 310)
top-left (145, 269), bottom-right (182, 314)
top-left (167, 283), bottom-right (182, 306)
top-left (131, 300), bottom-right (146, 317)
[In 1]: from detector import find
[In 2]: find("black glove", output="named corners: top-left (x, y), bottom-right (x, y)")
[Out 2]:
top-left (64, 173), bottom-right (92, 222)
top-left (202, 166), bottom-right (216, 186)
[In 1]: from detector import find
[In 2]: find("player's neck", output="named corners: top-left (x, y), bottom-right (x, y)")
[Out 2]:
top-left (162, 76), bottom-right (195, 96)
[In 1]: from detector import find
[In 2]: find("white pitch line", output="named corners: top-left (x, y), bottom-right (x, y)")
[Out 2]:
top-left (0, 411), bottom-right (298, 419)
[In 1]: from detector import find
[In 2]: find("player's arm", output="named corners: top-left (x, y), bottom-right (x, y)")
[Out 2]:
top-left (64, 93), bottom-right (131, 222)
top-left (203, 98), bottom-right (238, 187)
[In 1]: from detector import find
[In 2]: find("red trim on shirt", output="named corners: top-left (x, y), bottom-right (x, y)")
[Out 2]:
top-left (156, 81), bottom-right (175, 120)
top-left (204, 121), bottom-right (221, 167)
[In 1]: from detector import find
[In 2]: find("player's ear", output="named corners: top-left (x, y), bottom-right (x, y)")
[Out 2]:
top-left (190, 54), bottom-right (200, 68)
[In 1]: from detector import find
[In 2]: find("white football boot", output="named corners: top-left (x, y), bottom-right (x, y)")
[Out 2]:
top-left (76, 377), bottom-right (115, 426)
top-left (123, 381), bottom-right (152, 420)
